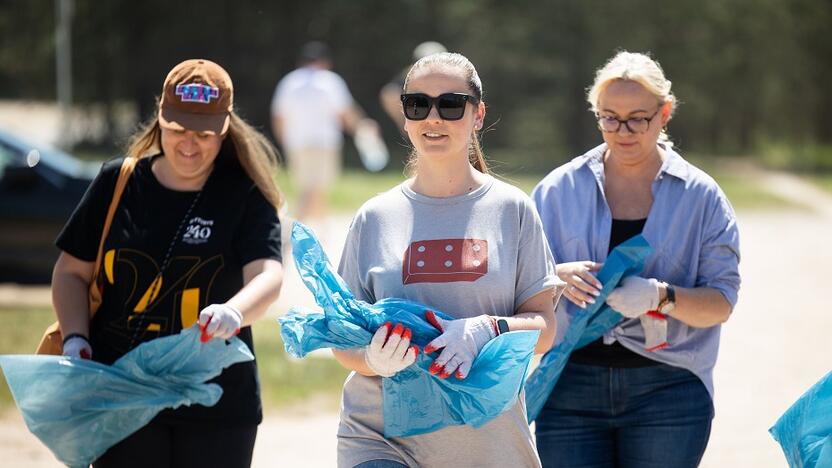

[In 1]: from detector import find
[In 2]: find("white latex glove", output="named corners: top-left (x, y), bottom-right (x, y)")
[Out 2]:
top-left (62, 335), bottom-right (92, 359)
top-left (364, 322), bottom-right (419, 377)
top-left (424, 310), bottom-right (497, 380)
top-left (198, 304), bottom-right (243, 342)
top-left (606, 276), bottom-right (661, 318)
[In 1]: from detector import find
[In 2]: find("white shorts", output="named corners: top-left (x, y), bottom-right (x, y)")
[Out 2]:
top-left (287, 148), bottom-right (342, 190)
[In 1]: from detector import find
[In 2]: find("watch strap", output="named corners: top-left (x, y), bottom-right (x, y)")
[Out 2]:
top-left (658, 283), bottom-right (676, 315)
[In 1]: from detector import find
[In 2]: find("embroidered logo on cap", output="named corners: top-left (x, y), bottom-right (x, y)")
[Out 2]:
top-left (175, 83), bottom-right (220, 104)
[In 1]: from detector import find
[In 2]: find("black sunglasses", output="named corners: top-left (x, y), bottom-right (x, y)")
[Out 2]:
top-left (400, 93), bottom-right (480, 121)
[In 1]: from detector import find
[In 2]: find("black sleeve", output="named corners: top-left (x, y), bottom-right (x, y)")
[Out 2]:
top-left (55, 158), bottom-right (122, 261)
top-left (233, 185), bottom-right (282, 266)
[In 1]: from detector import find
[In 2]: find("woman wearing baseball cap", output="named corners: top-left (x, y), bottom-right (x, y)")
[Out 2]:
top-left (52, 59), bottom-right (284, 467)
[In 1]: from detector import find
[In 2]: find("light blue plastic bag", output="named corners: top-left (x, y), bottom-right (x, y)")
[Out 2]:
top-left (0, 326), bottom-right (253, 468)
top-left (280, 222), bottom-right (539, 437)
top-left (525, 235), bottom-right (652, 422)
top-left (770, 371), bottom-right (832, 468)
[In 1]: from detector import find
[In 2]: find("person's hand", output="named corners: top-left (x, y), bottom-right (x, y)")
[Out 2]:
top-left (357, 118), bottom-right (380, 134)
top-left (198, 304), bottom-right (243, 342)
top-left (364, 322), bottom-right (419, 377)
top-left (557, 261), bottom-right (603, 309)
top-left (606, 276), bottom-right (661, 318)
top-left (423, 311), bottom-right (496, 380)
top-left (62, 334), bottom-right (92, 359)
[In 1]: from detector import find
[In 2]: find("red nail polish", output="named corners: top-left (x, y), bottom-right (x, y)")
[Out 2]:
top-left (402, 328), bottom-right (412, 340)
top-left (392, 323), bottom-right (404, 336)
top-left (455, 370), bottom-right (464, 379)
top-left (411, 345), bottom-right (420, 355)
top-left (381, 322), bottom-right (394, 345)
top-left (424, 345), bottom-right (436, 354)
top-left (439, 371), bottom-right (451, 379)
top-left (425, 310), bottom-right (443, 331)
top-left (429, 362), bottom-right (441, 374)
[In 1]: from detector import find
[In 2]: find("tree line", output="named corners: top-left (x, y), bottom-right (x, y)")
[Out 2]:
top-left (1, 0), bottom-right (829, 171)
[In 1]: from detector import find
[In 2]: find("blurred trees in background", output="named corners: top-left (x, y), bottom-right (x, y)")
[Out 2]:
top-left (1, 0), bottom-right (830, 171)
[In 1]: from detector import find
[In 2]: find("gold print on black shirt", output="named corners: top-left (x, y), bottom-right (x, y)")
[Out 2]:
top-left (101, 248), bottom-right (224, 350)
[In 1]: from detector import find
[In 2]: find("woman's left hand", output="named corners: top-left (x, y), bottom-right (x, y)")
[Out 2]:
top-left (198, 304), bottom-right (243, 342)
top-left (423, 311), bottom-right (497, 380)
top-left (605, 276), bottom-right (660, 318)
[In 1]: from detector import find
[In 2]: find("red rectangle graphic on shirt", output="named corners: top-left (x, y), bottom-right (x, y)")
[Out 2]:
top-left (402, 238), bottom-right (488, 284)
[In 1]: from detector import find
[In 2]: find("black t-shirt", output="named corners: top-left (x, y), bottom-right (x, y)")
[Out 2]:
top-left (569, 218), bottom-right (659, 368)
top-left (56, 150), bottom-right (282, 425)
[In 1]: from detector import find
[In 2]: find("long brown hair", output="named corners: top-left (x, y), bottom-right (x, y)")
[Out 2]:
top-left (403, 52), bottom-right (489, 175)
top-left (125, 110), bottom-right (283, 209)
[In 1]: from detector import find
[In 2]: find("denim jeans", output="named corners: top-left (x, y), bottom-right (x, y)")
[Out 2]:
top-left (354, 460), bottom-right (409, 468)
top-left (535, 361), bottom-right (714, 468)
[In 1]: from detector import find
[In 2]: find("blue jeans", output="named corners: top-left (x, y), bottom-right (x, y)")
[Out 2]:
top-left (535, 361), bottom-right (714, 468)
top-left (354, 460), bottom-right (409, 468)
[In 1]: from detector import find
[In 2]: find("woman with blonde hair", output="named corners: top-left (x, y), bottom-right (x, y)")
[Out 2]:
top-left (333, 52), bottom-right (560, 467)
top-left (532, 51), bottom-right (740, 467)
top-left (52, 59), bottom-right (284, 467)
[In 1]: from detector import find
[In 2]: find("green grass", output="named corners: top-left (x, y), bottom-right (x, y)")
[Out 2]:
top-left (275, 164), bottom-right (798, 214)
top-left (687, 157), bottom-right (801, 211)
top-left (75, 150), bottom-right (799, 213)
top-left (275, 169), bottom-right (407, 213)
top-left (252, 320), bottom-right (349, 409)
top-left (710, 171), bottom-right (799, 210)
top-left (0, 306), bottom-right (348, 411)
top-left (0, 307), bottom-right (57, 409)
top-left (809, 175), bottom-right (832, 195)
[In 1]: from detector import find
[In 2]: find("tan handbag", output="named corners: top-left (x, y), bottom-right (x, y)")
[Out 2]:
top-left (36, 157), bottom-right (138, 355)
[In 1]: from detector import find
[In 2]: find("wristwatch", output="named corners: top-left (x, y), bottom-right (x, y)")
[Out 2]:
top-left (496, 318), bottom-right (510, 335)
top-left (657, 282), bottom-right (676, 315)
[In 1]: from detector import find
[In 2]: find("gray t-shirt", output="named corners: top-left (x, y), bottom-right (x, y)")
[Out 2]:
top-left (337, 176), bottom-right (558, 468)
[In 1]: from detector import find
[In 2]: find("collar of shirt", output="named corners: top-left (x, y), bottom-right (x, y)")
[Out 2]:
top-left (581, 143), bottom-right (690, 192)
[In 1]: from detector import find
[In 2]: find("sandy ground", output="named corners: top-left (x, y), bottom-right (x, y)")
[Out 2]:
top-left (2, 177), bottom-right (831, 467)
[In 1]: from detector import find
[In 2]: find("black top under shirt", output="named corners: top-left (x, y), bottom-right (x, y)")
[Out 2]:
top-left (569, 218), bottom-right (659, 368)
top-left (56, 149), bottom-right (282, 425)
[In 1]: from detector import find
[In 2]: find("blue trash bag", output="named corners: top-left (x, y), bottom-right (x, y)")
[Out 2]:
top-left (279, 222), bottom-right (539, 437)
top-left (525, 235), bottom-right (652, 422)
top-left (0, 326), bottom-right (253, 468)
top-left (770, 371), bottom-right (832, 468)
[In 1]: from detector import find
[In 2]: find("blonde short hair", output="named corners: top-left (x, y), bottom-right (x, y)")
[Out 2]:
top-left (587, 51), bottom-right (676, 116)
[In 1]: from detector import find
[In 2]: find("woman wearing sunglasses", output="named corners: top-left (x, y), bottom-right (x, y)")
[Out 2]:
top-left (332, 52), bottom-right (561, 467)
top-left (532, 51), bottom-right (741, 467)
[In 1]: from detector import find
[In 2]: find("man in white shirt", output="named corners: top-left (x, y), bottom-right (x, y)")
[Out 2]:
top-left (271, 42), bottom-right (375, 221)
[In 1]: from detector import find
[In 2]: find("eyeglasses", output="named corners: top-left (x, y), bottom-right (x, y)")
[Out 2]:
top-left (400, 93), bottom-right (480, 121)
top-left (596, 108), bottom-right (661, 134)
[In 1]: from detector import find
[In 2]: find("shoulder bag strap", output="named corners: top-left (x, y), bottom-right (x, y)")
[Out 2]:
top-left (88, 156), bottom-right (138, 319)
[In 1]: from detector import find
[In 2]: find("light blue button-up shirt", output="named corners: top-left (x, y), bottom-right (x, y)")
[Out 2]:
top-left (532, 143), bottom-right (741, 398)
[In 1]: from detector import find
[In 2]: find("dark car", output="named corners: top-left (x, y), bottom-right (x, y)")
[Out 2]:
top-left (0, 129), bottom-right (99, 283)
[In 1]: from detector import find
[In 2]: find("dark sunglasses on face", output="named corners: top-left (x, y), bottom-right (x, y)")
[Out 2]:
top-left (400, 93), bottom-right (480, 121)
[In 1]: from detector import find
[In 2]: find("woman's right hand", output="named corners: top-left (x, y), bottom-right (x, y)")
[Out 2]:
top-left (364, 322), bottom-right (419, 377)
top-left (557, 261), bottom-right (604, 309)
